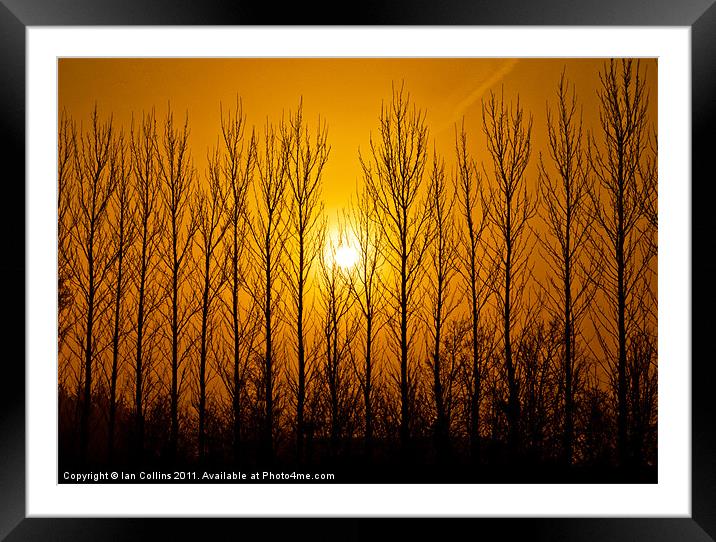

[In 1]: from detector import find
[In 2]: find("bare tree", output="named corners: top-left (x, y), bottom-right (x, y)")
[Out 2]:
top-left (247, 120), bottom-right (288, 462)
top-left (453, 315), bottom-right (497, 455)
top-left (641, 131), bottom-right (658, 260)
top-left (625, 324), bottom-right (657, 466)
top-left (633, 127), bottom-right (658, 467)
top-left (537, 70), bottom-right (595, 466)
top-left (348, 180), bottom-right (384, 455)
top-left (105, 131), bottom-right (135, 463)
top-left (639, 131), bottom-right (658, 329)
top-left (482, 88), bottom-right (536, 455)
top-left (158, 106), bottom-right (198, 462)
top-left (455, 121), bottom-right (492, 461)
top-left (631, 131), bottom-right (658, 466)
top-left (129, 110), bottom-right (163, 461)
top-left (70, 106), bottom-right (119, 462)
top-left (282, 99), bottom-right (330, 461)
top-left (194, 146), bottom-right (229, 462)
top-left (58, 110), bottom-right (77, 354)
top-left (424, 150), bottom-right (458, 458)
top-left (217, 302), bottom-right (260, 464)
top-left (318, 225), bottom-right (358, 454)
top-left (55, 66), bottom-right (659, 476)
top-left (588, 59), bottom-right (651, 467)
top-left (217, 98), bottom-right (257, 462)
top-left (515, 318), bottom-right (561, 459)
top-left (360, 82), bottom-right (432, 452)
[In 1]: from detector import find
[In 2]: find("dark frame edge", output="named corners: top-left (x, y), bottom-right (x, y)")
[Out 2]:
top-left (3, 0), bottom-right (715, 539)
top-left (0, 1), bottom-right (26, 541)
top-left (691, 0), bottom-right (716, 540)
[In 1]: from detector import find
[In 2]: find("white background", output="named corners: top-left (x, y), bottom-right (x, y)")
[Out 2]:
top-left (26, 27), bottom-right (691, 517)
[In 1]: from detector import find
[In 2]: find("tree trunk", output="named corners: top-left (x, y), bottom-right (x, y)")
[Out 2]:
top-left (80, 227), bottom-right (96, 464)
top-left (108, 217), bottom-right (125, 464)
top-left (263, 231), bottom-right (274, 462)
top-left (134, 224), bottom-right (148, 463)
top-left (198, 253), bottom-right (211, 463)
top-left (504, 211), bottom-right (520, 455)
top-left (616, 153), bottom-right (628, 468)
top-left (296, 240), bottom-right (306, 463)
top-left (231, 235), bottom-right (242, 463)
top-left (364, 315), bottom-right (373, 456)
top-left (400, 224), bottom-right (409, 452)
top-left (170, 255), bottom-right (179, 464)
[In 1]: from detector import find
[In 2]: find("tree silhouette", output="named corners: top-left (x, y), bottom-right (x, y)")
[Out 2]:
top-left (424, 150), bottom-right (458, 458)
top-left (318, 225), bottom-right (358, 455)
top-left (106, 130), bottom-right (134, 464)
top-left (348, 180), bottom-right (384, 456)
top-left (360, 83), bottom-right (432, 452)
top-left (248, 119), bottom-right (288, 462)
top-left (129, 110), bottom-right (163, 462)
top-left (158, 106), bottom-right (198, 463)
top-left (58, 110), bottom-right (77, 354)
top-left (537, 71), bottom-right (595, 466)
top-left (455, 121), bottom-right (492, 461)
top-left (194, 145), bottom-right (229, 463)
top-left (70, 106), bottom-right (119, 462)
top-left (282, 99), bottom-right (330, 462)
top-left (216, 98), bottom-right (256, 463)
top-left (588, 59), bottom-right (651, 467)
top-left (482, 88), bottom-right (536, 456)
top-left (56, 61), bottom-right (658, 480)
top-left (641, 132), bottom-right (658, 260)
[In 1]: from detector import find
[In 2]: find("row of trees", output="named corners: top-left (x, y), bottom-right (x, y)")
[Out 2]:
top-left (58, 60), bottom-right (657, 473)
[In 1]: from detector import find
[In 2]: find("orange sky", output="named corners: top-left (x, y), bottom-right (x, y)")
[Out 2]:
top-left (58, 58), bottom-right (657, 226)
top-left (58, 57), bottom-right (659, 412)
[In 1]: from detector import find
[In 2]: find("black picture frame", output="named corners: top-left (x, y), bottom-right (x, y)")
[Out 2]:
top-left (2, 1), bottom-right (713, 539)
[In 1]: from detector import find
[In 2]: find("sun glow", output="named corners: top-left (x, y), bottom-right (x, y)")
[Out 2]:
top-left (334, 244), bottom-right (359, 270)
top-left (324, 227), bottom-right (360, 271)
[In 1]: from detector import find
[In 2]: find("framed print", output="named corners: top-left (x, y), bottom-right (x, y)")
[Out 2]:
top-left (3, 0), bottom-right (714, 540)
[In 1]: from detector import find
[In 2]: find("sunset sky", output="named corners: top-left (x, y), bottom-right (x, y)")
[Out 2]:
top-left (58, 58), bottom-right (657, 226)
top-left (57, 58), bottom-right (659, 477)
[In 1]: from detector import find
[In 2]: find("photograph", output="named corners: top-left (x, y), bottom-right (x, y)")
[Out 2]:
top-left (56, 57), bottom-right (658, 484)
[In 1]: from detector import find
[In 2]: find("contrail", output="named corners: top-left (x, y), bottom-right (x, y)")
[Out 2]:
top-left (435, 58), bottom-right (520, 135)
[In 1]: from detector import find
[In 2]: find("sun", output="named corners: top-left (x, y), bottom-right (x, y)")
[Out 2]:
top-left (334, 243), bottom-right (359, 270)
top-left (324, 226), bottom-right (360, 271)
